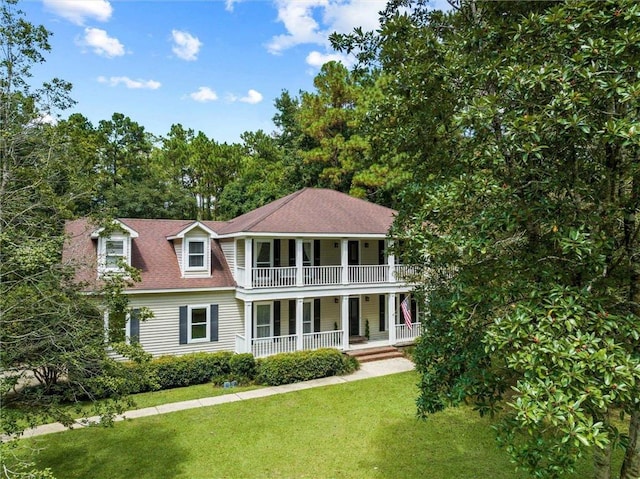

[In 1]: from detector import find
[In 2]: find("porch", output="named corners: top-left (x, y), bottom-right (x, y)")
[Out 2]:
top-left (234, 294), bottom-right (421, 358)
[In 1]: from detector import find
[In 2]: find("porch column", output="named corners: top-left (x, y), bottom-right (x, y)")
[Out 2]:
top-left (296, 298), bottom-right (304, 350)
top-left (244, 238), bottom-right (253, 289)
top-left (296, 239), bottom-right (304, 286)
top-left (341, 239), bottom-right (349, 285)
top-left (387, 240), bottom-right (396, 283)
top-left (388, 293), bottom-right (397, 345)
top-left (341, 295), bottom-right (349, 350)
top-left (244, 300), bottom-right (253, 354)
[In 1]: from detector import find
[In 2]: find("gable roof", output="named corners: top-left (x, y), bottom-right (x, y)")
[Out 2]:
top-left (216, 188), bottom-right (396, 236)
top-left (64, 218), bottom-right (235, 292)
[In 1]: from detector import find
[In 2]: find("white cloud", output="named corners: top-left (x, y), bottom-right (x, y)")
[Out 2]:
top-left (267, 0), bottom-right (327, 55)
top-left (79, 28), bottom-right (125, 58)
top-left (190, 87), bottom-right (218, 102)
top-left (306, 50), bottom-right (352, 68)
top-left (171, 30), bottom-right (202, 61)
top-left (239, 89), bottom-right (263, 104)
top-left (98, 76), bottom-right (161, 90)
top-left (43, 0), bottom-right (112, 25)
top-left (267, 0), bottom-right (386, 68)
top-left (225, 0), bottom-right (242, 12)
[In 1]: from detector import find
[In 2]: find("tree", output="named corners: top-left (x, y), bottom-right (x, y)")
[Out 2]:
top-left (1, 2), bottom-right (153, 476)
top-left (335, 1), bottom-right (640, 478)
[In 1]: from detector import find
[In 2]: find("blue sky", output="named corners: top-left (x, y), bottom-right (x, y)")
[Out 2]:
top-left (21, 0), bottom-right (450, 143)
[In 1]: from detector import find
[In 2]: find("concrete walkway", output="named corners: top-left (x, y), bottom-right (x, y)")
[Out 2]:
top-left (14, 357), bottom-right (415, 439)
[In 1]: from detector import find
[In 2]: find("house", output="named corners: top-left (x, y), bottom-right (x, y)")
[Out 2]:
top-left (63, 188), bottom-right (420, 358)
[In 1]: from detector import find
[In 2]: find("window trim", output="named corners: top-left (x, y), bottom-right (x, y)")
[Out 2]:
top-left (186, 238), bottom-right (206, 271)
top-left (254, 302), bottom-right (273, 339)
top-left (188, 304), bottom-right (210, 343)
top-left (254, 240), bottom-right (273, 268)
top-left (98, 234), bottom-right (130, 274)
top-left (302, 300), bottom-right (312, 334)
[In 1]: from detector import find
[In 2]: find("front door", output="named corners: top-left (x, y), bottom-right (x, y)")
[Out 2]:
top-left (348, 297), bottom-right (360, 336)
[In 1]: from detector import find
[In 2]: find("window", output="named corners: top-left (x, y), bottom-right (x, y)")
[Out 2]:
top-left (255, 240), bottom-right (272, 268)
top-left (255, 303), bottom-right (272, 338)
top-left (189, 305), bottom-right (209, 342)
top-left (302, 301), bottom-right (312, 334)
top-left (179, 304), bottom-right (218, 344)
top-left (105, 239), bottom-right (125, 268)
top-left (187, 240), bottom-right (205, 269)
top-left (302, 241), bottom-right (313, 267)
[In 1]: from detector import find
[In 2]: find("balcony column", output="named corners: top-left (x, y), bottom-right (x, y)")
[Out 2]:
top-left (341, 239), bottom-right (349, 285)
top-left (296, 239), bottom-right (304, 286)
top-left (296, 298), bottom-right (304, 350)
top-left (387, 240), bottom-right (396, 283)
top-left (388, 293), bottom-right (397, 345)
top-left (341, 295), bottom-right (349, 350)
top-left (244, 238), bottom-right (253, 289)
top-left (244, 300), bottom-right (253, 354)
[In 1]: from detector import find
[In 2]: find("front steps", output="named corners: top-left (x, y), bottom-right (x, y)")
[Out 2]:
top-left (346, 346), bottom-right (404, 363)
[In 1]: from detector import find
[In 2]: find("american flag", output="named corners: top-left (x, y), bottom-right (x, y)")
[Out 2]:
top-left (401, 296), bottom-right (412, 330)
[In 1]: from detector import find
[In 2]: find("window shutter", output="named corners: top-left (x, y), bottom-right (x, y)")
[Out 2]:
top-left (210, 304), bottom-right (219, 342)
top-left (288, 239), bottom-right (295, 266)
top-left (314, 298), bottom-right (321, 332)
top-left (274, 239), bottom-right (281, 267)
top-left (313, 240), bottom-right (320, 266)
top-left (379, 295), bottom-right (385, 332)
top-left (179, 306), bottom-right (188, 344)
top-left (411, 298), bottom-right (417, 325)
top-left (288, 300), bottom-right (296, 334)
top-left (378, 240), bottom-right (385, 265)
top-left (130, 308), bottom-right (140, 344)
top-left (273, 301), bottom-right (281, 336)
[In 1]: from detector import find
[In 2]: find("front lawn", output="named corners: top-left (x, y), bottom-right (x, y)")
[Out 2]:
top-left (25, 372), bottom-right (604, 479)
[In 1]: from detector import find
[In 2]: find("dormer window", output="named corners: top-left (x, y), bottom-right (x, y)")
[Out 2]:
top-left (91, 220), bottom-right (139, 277)
top-left (105, 239), bottom-right (125, 268)
top-left (187, 240), bottom-right (205, 269)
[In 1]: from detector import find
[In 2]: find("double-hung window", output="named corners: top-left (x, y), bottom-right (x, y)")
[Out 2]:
top-left (187, 240), bottom-right (205, 269)
top-left (105, 239), bottom-right (125, 269)
top-left (302, 301), bottom-right (312, 334)
top-left (188, 305), bottom-right (210, 342)
top-left (255, 303), bottom-right (272, 339)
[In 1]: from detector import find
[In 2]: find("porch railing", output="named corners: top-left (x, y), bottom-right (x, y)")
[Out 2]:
top-left (303, 265), bottom-right (342, 285)
top-left (252, 334), bottom-right (297, 357)
top-left (395, 322), bottom-right (422, 343)
top-left (303, 330), bottom-right (343, 350)
top-left (251, 266), bottom-right (297, 288)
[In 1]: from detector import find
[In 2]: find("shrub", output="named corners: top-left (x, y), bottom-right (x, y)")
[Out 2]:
top-left (152, 352), bottom-right (233, 389)
top-left (229, 353), bottom-right (256, 381)
top-left (256, 349), bottom-right (358, 386)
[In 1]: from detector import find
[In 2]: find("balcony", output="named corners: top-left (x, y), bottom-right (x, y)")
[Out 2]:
top-left (236, 264), bottom-right (416, 289)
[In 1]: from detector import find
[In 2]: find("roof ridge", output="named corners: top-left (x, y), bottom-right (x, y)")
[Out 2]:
top-left (231, 188), bottom-right (308, 232)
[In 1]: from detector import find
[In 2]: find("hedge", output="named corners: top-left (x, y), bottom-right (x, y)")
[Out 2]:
top-left (256, 348), bottom-right (359, 386)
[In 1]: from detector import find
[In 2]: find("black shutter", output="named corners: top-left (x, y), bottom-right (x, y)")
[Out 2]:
top-left (379, 295), bottom-right (385, 332)
top-left (130, 308), bottom-right (140, 344)
top-left (411, 298), bottom-right (417, 325)
top-left (179, 306), bottom-right (188, 344)
top-left (313, 240), bottom-right (320, 266)
top-left (288, 239), bottom-right (295, 266)
top-left (378, 240), bottom-right (385, 265)
top-left (274, 239), bottom-right (281, 267)
top-left (288, 299), bottom-right (296, 334)
top-left (314, 298), bottom-right (321, 332)
top-left (274, 301), bottom-right (281, 336)
top-left (210, 304), bottom-right (219, 342)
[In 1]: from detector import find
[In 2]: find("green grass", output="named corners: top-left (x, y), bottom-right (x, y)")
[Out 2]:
top-left (24, 372), bottom-right (606, 479)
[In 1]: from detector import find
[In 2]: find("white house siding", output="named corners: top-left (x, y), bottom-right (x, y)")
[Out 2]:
top-left (174, 241), bottom-right (183, 271)
top-left (365, 295), bottom-right (387, 341)
top-left (220, 239), bottom-right (235, 272)
top-left (128, 290), bottom-right (242, 357)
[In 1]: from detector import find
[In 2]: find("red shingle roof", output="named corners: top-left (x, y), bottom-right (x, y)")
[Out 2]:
top-left (63, 218), bottom-right (235, 292)
top-left (216, 188), bottom-right (396, 235)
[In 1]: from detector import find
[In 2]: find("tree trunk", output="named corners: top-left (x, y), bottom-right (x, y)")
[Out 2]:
top-left (621, 410), bottom-right (640, 479)
top-left (594, 440), bottom-right (612, 479)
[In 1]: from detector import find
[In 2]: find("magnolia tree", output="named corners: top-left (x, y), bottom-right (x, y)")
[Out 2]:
top-left (334, 1), bottom-right (640, 478)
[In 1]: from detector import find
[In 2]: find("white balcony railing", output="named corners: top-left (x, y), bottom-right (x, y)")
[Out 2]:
top-left (246, 265), bottom-right (404, 288)
top-left (303, 266), bottom-right (342, 286)
top-left (348, 265), bottom-right (388, 284)
top-left (395, 322), bottom-right (422, 343)
top-left (251, 334), bottom-right (297, 357)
